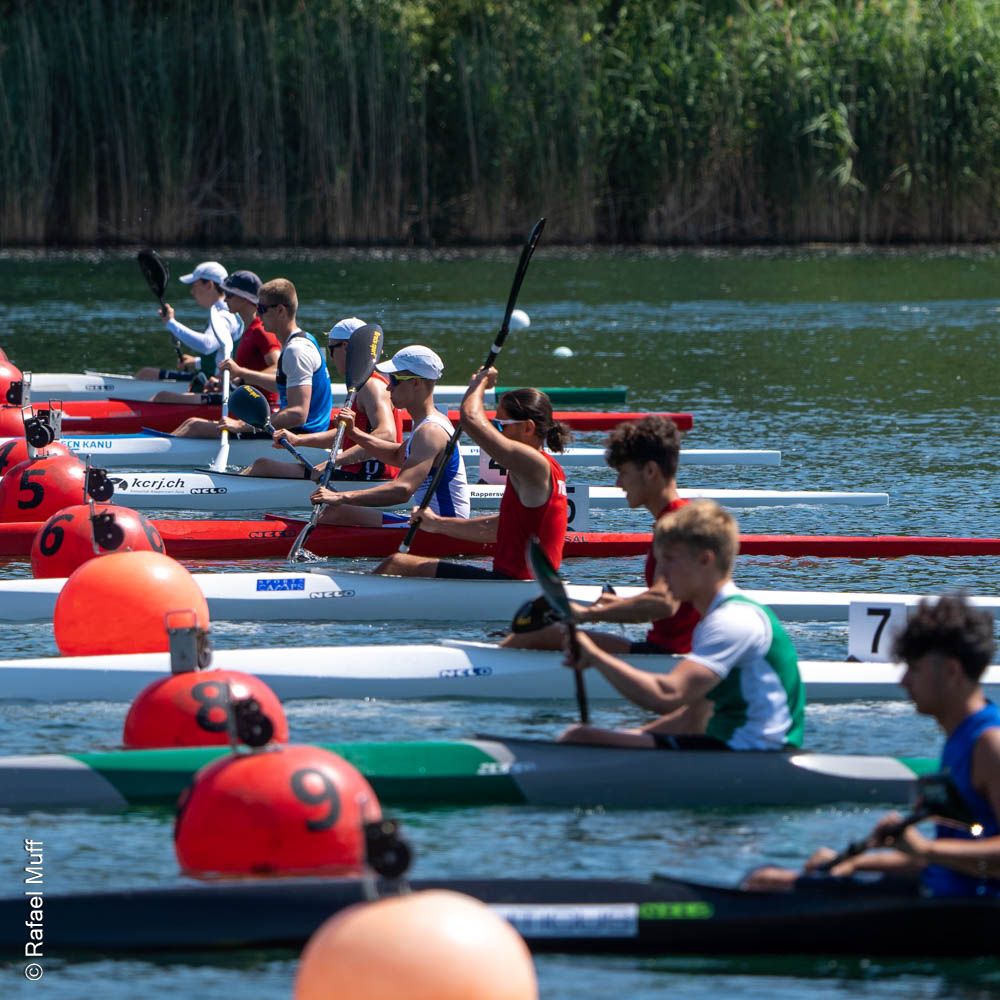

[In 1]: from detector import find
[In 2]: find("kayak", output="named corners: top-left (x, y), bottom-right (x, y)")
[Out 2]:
top-left (1, 433), bottom-right (780, 470)
top-left (1, 567), bottom-right (997, 625)
top-left (39, 401), bottom-right (694, 436)
top-left (0, 873), bottom-right (993, 957)
top-left (25, 371), bottom-right (629, 406)
top-left (0, 640), bottom-right (997, 702)
top-left (0, 736), bottom-right (935, 812)
top-left (1, 520), bottom-right (995, 560)
top-left (100, 472), bottom-right (889, 513)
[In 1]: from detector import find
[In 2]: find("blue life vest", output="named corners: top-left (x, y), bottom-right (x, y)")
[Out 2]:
top-left (276, 332), bottom-right (333, 434)
top-left (923, 700), bottom-right (1000, 898)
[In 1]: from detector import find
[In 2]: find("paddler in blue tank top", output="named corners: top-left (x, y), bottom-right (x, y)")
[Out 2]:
top-left (745, 594), bottom-right (1000, 897)
top-left (218, 278), bottom-right (333, 438)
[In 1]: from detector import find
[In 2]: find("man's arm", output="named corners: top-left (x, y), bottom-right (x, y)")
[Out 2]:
top-left (221, 357), bottom-right (278, 391)
top-left (336, 380), bottom-right (399, 467)
top-left (575, 576), bottom-right (680, 624)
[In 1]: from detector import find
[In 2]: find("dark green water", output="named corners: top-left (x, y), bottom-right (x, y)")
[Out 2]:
top-left (0, 248), bottom-right (998, 998)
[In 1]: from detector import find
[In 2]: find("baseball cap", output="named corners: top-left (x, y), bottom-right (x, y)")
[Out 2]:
top-left (221, 270), bottom-right (262, 305)
top-left (327, 317), bottom-right (367, 342)
top-left (376, 345), bottom-right (444, 381)
top-left (179, 261), bottom-right (228, 285)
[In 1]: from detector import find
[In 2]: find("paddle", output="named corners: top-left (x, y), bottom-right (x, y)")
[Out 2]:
top-left (527, 537), bottom-right (589, 723)
top-left (208, 367), bottom-right (232, 472)
top-left (817, 771), bottom-right (973, 873)
top-left (136, 249), bottom-right (184, 366)
top-left (288, 322), bottom-right (384, 562)
top-left (399, 217), bottom-right (545, 555)
top-left (226, 385), bottom-right (316, 472)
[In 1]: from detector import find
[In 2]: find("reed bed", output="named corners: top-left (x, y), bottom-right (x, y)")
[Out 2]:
top-left (1, 0), bottom-right (998, 245)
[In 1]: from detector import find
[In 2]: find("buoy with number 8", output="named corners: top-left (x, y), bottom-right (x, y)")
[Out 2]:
top-left (54, 550), bottom-right (209, 655)
top-left (30, 503), bottom-right (164, 578)
top-left (123, 670), bottom-right (288, 749)
top-left (174, 744), bottom-right (381, 877)
top-left (0, 454), bottom-right (93, 523)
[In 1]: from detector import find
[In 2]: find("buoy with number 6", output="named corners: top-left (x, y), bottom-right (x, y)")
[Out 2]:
top-left (174, 744), bottom-right (381, 877)
top-left (509, 309), bottom-right (531, 331)
top-left (53, 550), bottom-right (209, 655)
top-left (31, 504), bottom-right (164, 579)
top-left (295, 890), bottom-right (538, 1000)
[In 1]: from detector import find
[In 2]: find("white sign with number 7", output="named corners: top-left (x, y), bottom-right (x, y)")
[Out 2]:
top-left (848, 601), bottom-right (909, 662)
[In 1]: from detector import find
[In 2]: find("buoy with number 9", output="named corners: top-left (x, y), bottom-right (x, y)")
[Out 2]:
top-left (31, 503), bottom-right (164, 578)
top-left (123, 669), bottom-right (288, 749)
top-left (53, 550), bottom-right (209, 655)
top-left (0, 454), bottom-right (92, 523)
top-left (295, 890), bottom-right (538, 1000)
top-left (174, 745), bottom-right (380, 877)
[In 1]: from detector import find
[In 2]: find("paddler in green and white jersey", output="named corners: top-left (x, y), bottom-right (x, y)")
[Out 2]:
top-left (560, 499), bottom-right (805, 751)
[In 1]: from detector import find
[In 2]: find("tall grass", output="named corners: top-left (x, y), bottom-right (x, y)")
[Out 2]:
top-left (1, 0), bottom-right (998, 245)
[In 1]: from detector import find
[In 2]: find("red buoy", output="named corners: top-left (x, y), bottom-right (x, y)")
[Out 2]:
top-left (0, 454), bottom-right (90, 523)
top-left (0, 407), bottom-right (27, 438)
top-left (174, 745), bottom-right (381, 877)
top-left (0, 438), bottom-right (71, 479)
top-left (53, 550), bottom-right (209, 655)
top-left (0, 359), bottom-right (22, 397)
top-left (123, 670), bottom-right (288, 749)
top-left (30, 503), bottom-right (163, 579)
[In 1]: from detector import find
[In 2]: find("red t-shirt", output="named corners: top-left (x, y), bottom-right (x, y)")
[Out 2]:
top-left (235, 317), bottom-right (281, 406)
top-left (645, 498), bottom-right (700, 652)
top-left (341, 371), bottom-right (403, 478)
top-left (493, 453), bottom-right (568, 580)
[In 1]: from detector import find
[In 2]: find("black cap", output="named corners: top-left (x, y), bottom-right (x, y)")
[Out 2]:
top-left (221, 270), bottom-right (262, 305)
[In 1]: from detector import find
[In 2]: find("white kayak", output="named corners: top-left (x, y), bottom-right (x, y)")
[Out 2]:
top-left (100, 471), bottom-right (889, 513)
top-left (4, 432), bottom-right (780, 469)
top-left (0, 570), bottom-right (995, 624)
top-left (2, 639), bottom-right (997, 702)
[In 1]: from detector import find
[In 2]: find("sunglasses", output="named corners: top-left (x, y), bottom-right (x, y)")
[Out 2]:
top-left (257, 302), bottom-right (279, 315)
top-left (327, 341), bottom-right (348, 353)
top-left (490, 417), bottom-right (528, 432)
top-left (388, 372), bottom-right (421, 386)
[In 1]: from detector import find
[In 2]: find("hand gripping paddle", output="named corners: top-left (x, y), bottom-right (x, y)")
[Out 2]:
top-left (136, 249), bottom-right (184, 365)
top-left (227, 385), bottom-right (317, 471)
top-left (287, 322), bottom-right (384, 562)
top-left (527, 537), bottom-right (589, 724)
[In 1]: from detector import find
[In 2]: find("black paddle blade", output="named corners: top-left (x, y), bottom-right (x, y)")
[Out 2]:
top-left (227, 385), bottom-right (272, 429)
top-left (344, 322), bottom-right (384, 391)
top-left (526, 537), bottom-right (573, 623)
top-left (915, 771), bottom-right (975, 826)
top-left (137, 249), bottom-right (168, 300)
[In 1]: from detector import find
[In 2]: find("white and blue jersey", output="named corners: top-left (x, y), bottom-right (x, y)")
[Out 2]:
top-left (276, 332), bottom-right (333, 434)
top-left (408, 410), bottom-right (470, 517)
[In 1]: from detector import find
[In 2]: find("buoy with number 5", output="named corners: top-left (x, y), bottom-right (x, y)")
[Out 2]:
top-left (174, 744), bottom-right (381, 877)
top-left (0, 454), bottom-right (90, 523)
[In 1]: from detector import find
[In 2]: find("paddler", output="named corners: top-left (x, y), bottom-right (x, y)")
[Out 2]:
top-left (304, 345), bottom-right (470, 526)
top-left (136, 260), bottom-right (241, 389)
top-left (744, 594), bottom-right (1000, 896)
top-left (242, 317), bottom-right (403, 480)
top-left (503, 414), bottom-right (699, 651)
top-left (559, 500), bottom-right (805, 750)
top-left (372, 367), bottom-right (571, 580)
top-left (169, 270), bottom-right (282, 434)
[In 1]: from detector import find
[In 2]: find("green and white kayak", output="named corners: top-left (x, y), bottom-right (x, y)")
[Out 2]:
top-left (0, 737), bottom-right (936, 813)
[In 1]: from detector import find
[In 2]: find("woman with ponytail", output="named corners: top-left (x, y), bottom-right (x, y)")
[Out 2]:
top-left (374, 367), bottom-right (571, 580)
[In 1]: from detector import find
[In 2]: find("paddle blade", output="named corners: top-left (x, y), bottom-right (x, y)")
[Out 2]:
top-left (227, 385), bottom-right (272, 429)
top-left (916, 772), bottom-right (975, 826)
top-left (344, 322), bottom-right (384, 391)
top-left (137, 249), bottom-right (168, 300)
top-left (526, 537), bottom-right (572, 623)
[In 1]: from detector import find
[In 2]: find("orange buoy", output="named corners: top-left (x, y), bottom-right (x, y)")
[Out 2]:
top-left (123, 670), bottom-right (288, 749)
top-left (0, 438), bottom-right (71, 478)
top-left (295, 890), bottom-right (538, 1000)
top-left (0, 359), bottom-right (22, 396)
top-left (174, 744), bottom-right (381, 877)
top-left (30, 503), bottom-right (163, 578)
top-left (53, 550), bottom-right (209, 655)
top-left (0, 454), bottom-right (91, 523)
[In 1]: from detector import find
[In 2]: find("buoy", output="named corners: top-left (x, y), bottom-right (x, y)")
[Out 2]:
top-left (0, 454), bottom-right (91, 523)
top-left (53, 550), bottom-right (209, 655)
top-left (30, 503), bottom-right (163, 578)
top-left (509, 309), bottom-right (531, 331)
top-left (0, 407), bottom-right (26, 437)
top-left (123, 670), bottom-right (288, 749)
top-left (552, 346), bottom-right (573, 359)
top-left (0, 438), bottom-right (71, 478)
top-left (174, 745), bottom-right (381, 877)
top-left (0, 359), bottom-right (22, 397)
top-left (295, 890), bottom-right (538, 1000)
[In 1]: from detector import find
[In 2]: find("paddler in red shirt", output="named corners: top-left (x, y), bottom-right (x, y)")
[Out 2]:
top-left (374, 367), bottom-right (571, 580)
top-left (504, 415), bottom-right (700, 653)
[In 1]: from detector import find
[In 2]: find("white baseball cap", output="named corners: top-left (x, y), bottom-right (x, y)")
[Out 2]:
top-left (327, 317), bottom-right (367, 342)
top-left (179, 261), bottom-right (228, 285)
top-left (376, 345), bottom-right (444, 381)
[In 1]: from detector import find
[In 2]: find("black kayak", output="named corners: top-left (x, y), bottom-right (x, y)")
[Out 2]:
top-left (2, 875), bottom-right (996, 957)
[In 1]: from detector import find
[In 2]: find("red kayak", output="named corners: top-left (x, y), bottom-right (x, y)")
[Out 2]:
top-left (0, 521), bottom-right (997, 560)
top-left (41, 402), bottom-right (693, 436)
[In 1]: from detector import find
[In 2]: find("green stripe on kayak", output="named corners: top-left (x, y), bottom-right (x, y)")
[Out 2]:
top-left (898, 756), bottom-right (940, 777)
top-left (496, 386), bottom-right (626, 404)
top-left (73, 741), bottom-right (527, 808)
